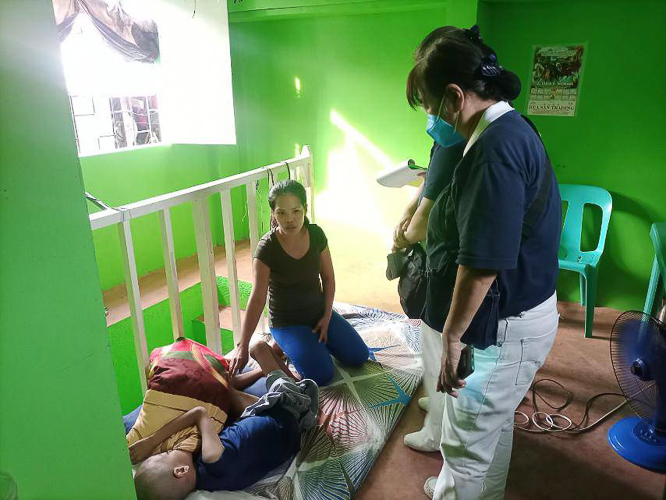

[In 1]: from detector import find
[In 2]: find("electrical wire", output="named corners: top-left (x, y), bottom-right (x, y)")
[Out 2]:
top-left (85, 191), bottom-right (112, 211)
top-left (514, 378), bottom-right (631, 434)
top-left (267, 166), bottom-right (276, 188)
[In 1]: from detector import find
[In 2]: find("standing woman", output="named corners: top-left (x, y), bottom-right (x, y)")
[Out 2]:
top-left (392, 29), bottom-right (468, 253)
top-left (228, 179), bottom-right (369, 386)
top-left (404, 26), bottom-right (561, 499)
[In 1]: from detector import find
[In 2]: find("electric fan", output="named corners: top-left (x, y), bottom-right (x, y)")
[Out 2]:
top-left (608, 311), bottom-right (666, 472)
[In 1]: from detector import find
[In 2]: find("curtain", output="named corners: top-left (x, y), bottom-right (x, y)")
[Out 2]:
top-left (53, 0), bottom-right (159, 63)
top-left (53, 0), bottom-right (79, 40)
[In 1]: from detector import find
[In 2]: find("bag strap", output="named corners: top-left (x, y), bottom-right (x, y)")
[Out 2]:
top-left (520, 115), bottom-right (555, 242)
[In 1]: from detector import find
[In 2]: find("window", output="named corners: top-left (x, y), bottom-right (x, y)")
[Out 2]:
top-left (54, 1), bottom-right (162, 155)
top-left (69, 94), bottom-right (161, 154)
top-left (54, 0), bottom-right (236, 151)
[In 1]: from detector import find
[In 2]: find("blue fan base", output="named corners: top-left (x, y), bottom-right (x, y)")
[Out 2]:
top-left (608, 417), bottom-right (666, 473)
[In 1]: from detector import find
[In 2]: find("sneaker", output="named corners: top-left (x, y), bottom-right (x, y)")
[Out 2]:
top-left (403, 430), bottom-right (439, 452)
top-left (424, 476), bottom-right (437, 499)
top-left (418, 396), bottom-right (429, 412)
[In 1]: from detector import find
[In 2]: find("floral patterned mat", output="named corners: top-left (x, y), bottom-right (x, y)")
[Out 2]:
top-left (189, 303), bottom-right (423, 500)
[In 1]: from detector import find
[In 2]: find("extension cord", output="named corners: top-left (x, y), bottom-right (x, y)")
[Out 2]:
top-left (514, 378), bottom-right (637, 434)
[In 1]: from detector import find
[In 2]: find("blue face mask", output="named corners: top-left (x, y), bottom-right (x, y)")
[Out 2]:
top-left (426, 99), bottom-right (464, 147)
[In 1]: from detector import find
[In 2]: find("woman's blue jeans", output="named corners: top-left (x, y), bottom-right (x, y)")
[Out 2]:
top-left (270, 310), bottom-right (369, 386)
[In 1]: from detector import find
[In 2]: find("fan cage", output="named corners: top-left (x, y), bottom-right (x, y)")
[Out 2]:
top-left (610, 311), bottom-right (665, 429)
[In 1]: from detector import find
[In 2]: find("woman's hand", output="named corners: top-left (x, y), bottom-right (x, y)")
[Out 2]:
top-left (393, 217), bottom-right (410, 241)
top-left (437, 335), bottom-right (466, 398)
top-left (392, 220), bottom-right (411, 251)
top-left (228, 345), bottom-right (249, 376)
top-left (129, 435), bottom-right (156, 464)
top-left (313, 314), bottom-right (331, 344)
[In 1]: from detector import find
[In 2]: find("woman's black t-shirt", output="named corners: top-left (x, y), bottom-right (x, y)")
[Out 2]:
top-left (255, 223), bottom-right (328, 328)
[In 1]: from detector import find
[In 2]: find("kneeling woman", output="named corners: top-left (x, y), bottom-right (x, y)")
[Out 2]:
top-left (229, 179), bottom-right (369, 385)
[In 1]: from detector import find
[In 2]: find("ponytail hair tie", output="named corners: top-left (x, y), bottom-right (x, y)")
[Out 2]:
top-left (464, 26), bottom-right (504, 78)
top-left (464, 24), bottom-right (484, 44)
top-left (477, 53), bottom-right (505, 78)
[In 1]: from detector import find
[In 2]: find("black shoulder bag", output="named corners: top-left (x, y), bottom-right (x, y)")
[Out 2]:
top-left (397, 244), bottom-right (428, 319)
top-left (386, 243), bottom-right (428, 319)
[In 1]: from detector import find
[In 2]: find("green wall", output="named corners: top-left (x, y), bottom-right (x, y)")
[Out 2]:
top-left (230, 0), bottom-right (477, 176)
top-left (479, 0), bottom-right (666, 311)
top-left (229, 0), bottom-right (387, 13)
top-left (229, 0), bottom-right (473, 19)
top-left (82, 144), bottom-right (248, 290)
top-left (229, 1), bottom-right (478, 305)
top-left (230, 0), bottom-right (665, 311)
top-left (0, 1), bottom-right (135, 498)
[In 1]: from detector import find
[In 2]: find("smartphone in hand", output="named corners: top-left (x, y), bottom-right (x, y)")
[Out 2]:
top-left (456, 345), bottom-right (474, 380)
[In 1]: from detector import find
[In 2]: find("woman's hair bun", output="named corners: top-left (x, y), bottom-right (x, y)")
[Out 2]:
top-left (491, 69), bottom-right (522, 101)
top-left (407, 25), bottom-right (522, 106)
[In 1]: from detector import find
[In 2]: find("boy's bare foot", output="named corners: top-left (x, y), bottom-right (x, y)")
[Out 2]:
top-left (269, 340), bottom-right (287, 361)
top-left (250, 341), bottom-right (302, 381)
top-left (289, 367), bottom-right (303, 381)
top-left (268, 340), bottom-right (303, 380)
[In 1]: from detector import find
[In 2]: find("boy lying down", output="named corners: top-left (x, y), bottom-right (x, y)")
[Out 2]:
top-left (124, 337), bottom-right (319, 500)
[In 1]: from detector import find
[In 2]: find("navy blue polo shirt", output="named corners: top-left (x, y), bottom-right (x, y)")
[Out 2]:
top-left (421, 140), bottom-right (466, 201)
top-left (427, 110), bottom-right (561, 320)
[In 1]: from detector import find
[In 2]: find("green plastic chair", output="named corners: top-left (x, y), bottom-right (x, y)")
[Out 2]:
top-left (643, 223), bottom-right (666, 317)
top-left (558, 184), bottom-right (613, 338)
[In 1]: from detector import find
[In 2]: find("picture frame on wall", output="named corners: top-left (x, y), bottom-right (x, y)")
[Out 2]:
top-left (527, 44), bottom-right (587, 117)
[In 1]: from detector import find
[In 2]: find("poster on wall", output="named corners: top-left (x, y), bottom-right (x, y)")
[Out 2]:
top-left (527, 44), bottom-right (585, 117)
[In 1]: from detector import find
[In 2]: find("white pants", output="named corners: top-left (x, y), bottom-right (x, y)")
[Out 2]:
top-left (419, 292), bottom-right (559, 500)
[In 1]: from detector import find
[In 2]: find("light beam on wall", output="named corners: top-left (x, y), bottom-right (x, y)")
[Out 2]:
top-left (329, 110), bottom-right (393, 170)
top-left (294, 77), bottom-right (301, 98)
top-left (316, 109), bottom-right (413, 244)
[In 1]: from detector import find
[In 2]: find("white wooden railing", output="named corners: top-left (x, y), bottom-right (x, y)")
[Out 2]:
top-left (89, 146), bottom-right (315, 392)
